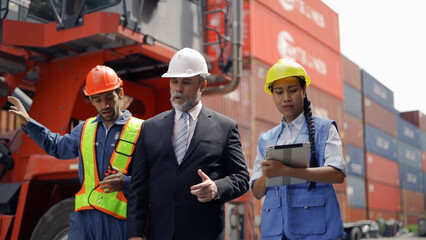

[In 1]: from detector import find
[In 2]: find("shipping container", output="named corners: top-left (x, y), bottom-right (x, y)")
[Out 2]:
top-left (344, 84), bottom-right (363, 120)
top-left (401, 110), bottom-right (426, 132)
top-left (367, 181), bottom-right (400, 212)
top-left (400, 189), bottom-right (425, 213)
top-left (422, 131), bottom-right (426, 152)
top-left (397, 117), bottom-right (421, 147)
top-left (248, 1), bottom-right (343, 99)
top-left (365, 151), bottom-right (399, 187)
top-left (423, 151), bottom-right (426, 172)
top-left (399, 165), bottom-right (423, 192)
top-left (203, 61), bottom-right (251, 129)
top-left (342, 55), bottom-right (361, 91)
top-left (424, 172), bottom-right (426, 194)
top-left (345, 144), bottom-right (365, 178)
top-left (347, 175), bottom-right (366, 208)
top-left (238, 127), bottom-right (252, 169)
top-left (252, 58), bottom-right (282, 124)
top-left (307, 86), bottom-right (344, 131)
top-left (423, 172), bottom-right (426, 209)
top-left (405, 213), bottom-right (421, 226)
top-left (397, 141), bottom-right (422, 170)
top-left (243, 2), bottom-right (251, 58)
top-left (368, 209), bottom-right (399, 222)
top-left (336, 191), bottom-right (348, 222)
top-left (363, 96), bottom-right (397, 137)
top-left (361, 70), bottom-right (394, 111)
top-left (365, 124), bottom-right (397, 161)
top-left (256, 0), bottom-right (340, 53)
top-left (347, 207), bottom-right (367, 222)
top-left (342, 112), bottom-right (364, 149)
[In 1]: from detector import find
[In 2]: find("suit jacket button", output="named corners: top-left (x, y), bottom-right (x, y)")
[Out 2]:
top-left (174, 197), bottom-right (179, 201)
top-left (177, 171), bottom-right (181, 176)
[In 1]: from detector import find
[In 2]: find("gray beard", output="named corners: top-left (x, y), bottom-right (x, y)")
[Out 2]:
top-left (170, 90), bottom-right (201, 112)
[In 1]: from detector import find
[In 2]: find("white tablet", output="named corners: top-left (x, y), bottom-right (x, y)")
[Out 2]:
top-left (265, 142), bottom-right (311, 186)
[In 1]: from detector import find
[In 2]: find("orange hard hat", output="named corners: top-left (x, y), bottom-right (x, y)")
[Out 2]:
top-left (84, 65), bottom-right (123, 96)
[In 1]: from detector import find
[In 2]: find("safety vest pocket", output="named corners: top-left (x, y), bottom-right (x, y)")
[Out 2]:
top-left (261, 189), bottom-right (283, 238)
top-left (288, 193), bottom-right (326, 235)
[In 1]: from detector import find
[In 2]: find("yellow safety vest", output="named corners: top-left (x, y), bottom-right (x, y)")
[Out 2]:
top-left (74, 116), bottom-right (143, 219)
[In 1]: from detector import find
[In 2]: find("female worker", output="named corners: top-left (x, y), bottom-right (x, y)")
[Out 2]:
top-left (250, 59), bottom-right (347, 240)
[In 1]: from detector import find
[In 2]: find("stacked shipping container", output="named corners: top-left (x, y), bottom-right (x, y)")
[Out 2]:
top-left (340, 55), bottom-right (367, 221)
top-left (361, 70), bottom-right (403, 222)
top-left (399, 111), bottom-right (426, 225)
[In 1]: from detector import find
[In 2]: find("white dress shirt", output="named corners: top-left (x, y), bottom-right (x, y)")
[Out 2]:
top-left (173, 101), bottom-right (202, 152)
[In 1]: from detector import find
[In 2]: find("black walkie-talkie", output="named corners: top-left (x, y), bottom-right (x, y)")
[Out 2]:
top-left (99, 140), bottom-right (115, 176)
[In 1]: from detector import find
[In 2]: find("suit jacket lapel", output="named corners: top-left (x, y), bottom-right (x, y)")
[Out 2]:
top-left (161, 110), bottom-right (178, 163)
top-left (180, 106), bottom-right (212, 166)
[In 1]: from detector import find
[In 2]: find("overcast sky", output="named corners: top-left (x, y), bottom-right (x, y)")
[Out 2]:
top-left (321, 0), bottom-right (426, 114)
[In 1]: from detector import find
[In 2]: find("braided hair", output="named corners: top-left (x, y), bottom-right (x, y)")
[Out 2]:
top-left (302, 95), bottom-right (317, 190)
top-left (295, 78), bottom-right (317, 190)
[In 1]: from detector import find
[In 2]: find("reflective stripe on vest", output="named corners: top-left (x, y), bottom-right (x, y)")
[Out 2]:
top-left (74, 116), bottom-right (143, 219)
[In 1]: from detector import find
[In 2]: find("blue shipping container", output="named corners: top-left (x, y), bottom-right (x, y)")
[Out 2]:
top-left (347, 175), bottom-right (366, 208)
top-left (365, 124), bottom-right (397, 161)
top-left (399, 165), bottom-right (423, 192)
top-left (397, 117), bottom-right (420, 147)
top-left (344, 84), bottom-right (363, 119)
top-left (361, 70), bottom-right (394, 111)
top-left (397, 140), bottom-right (422, 170)
top-left (421, 130), bottom-right (426, 152)
top-left (423, 172), bottom-right (426, 194)
top-left (423, 172), bottom-right (426, 209)
top-left (345, 144), bottom-right (365, 177)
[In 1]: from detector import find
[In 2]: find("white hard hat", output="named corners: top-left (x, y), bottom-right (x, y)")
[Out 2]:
top-left (162, 48), bottom-right (211, 78)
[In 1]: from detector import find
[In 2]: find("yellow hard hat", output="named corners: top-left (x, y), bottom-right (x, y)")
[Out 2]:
top-left (264, 59), bottom-right (311, 95)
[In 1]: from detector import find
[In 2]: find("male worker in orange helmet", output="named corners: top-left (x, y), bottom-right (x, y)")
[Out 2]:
top-left (8, 65), bottom-right (143, 240)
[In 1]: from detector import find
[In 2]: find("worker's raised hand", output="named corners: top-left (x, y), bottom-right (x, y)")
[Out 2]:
top-left (190, 169), bottom-right (218, 202)
top-left (7, 96), bottom-right (30, 125)
top-left (99, 167), bottom-right (125, 193)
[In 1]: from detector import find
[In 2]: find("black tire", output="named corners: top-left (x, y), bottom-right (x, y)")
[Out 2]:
top-left (31, 197), bottom-right (74, 240)
top-left (350, 227), bottom-right (362, 240)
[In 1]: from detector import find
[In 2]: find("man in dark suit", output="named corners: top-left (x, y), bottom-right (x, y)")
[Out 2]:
top-left (127, 48), bottom-right (250, 240)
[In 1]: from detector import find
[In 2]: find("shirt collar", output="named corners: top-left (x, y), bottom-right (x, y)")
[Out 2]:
top-left (93, 110), bottom-right (132, 125)
top-left (281, 113), bottom-right (305, 131)
top-left (174, 101), bottom-right (203, 121)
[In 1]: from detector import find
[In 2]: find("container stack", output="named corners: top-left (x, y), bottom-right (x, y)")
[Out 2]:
top-left (399, 111), bottom-right (426, 225)
top-left (361, 70), bottom-right (401, 221)
top-left (340, 55), bottom-right (366, 221)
